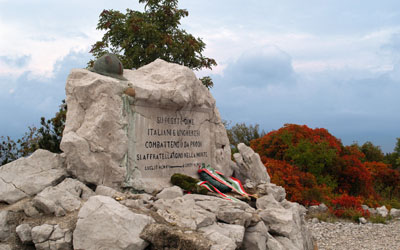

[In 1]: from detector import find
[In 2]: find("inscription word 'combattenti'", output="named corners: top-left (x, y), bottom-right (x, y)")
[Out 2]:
top-left (129, 106), bottom-right (212, 179)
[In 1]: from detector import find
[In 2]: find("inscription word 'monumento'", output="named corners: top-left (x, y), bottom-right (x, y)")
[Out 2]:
top-left (61, 59), bottom-right (232, 192)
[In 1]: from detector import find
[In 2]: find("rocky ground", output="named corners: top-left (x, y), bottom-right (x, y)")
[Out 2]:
top-left (308, 218), bottom-right (400, 250)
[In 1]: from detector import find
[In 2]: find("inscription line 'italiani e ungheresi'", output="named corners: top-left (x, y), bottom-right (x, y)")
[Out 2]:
top-left (147, 128), bottom-right (201, 137)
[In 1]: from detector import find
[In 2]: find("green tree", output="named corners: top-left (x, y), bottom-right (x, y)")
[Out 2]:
top-left (385, 138), bottom-right (400, 170)
top-left (90, 0), bottom-right (217, 88)
top-left (0, 127), bottom-right (39, 166)
top-left (357, 141), bottom-right (384, 162)
top-left (225, 122), bottom-right (265, 154)
top-left (0, 101), bottom-right (66, 167)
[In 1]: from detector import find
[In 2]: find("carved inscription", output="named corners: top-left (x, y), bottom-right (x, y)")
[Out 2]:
top-left (130, 106), bottom-right (212, 179)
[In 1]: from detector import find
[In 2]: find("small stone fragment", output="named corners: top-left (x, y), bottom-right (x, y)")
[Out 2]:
top-left (16, 224), bottom-right (32, 244)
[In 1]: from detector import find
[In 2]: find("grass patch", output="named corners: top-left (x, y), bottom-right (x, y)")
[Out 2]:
top-left (369, 214), bottom-right (392, 224)
top-left (308, 211), bottom-right (338, 223)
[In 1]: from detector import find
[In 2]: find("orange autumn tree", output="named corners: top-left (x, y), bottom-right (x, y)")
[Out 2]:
top-left (251, 124), bottom-right (383, 206)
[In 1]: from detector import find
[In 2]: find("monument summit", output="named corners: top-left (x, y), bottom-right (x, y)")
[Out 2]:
top-left (0, 57), bottom-right (314, 250)
top-left (60, 57), bottom-right (233, 193)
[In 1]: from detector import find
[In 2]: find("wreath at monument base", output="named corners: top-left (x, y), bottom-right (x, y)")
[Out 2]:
top-left (171, 164), bottom-right (254, 202)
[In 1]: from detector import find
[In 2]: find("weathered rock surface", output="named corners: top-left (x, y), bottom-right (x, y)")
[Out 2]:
top-left (15, 223), bottom-right (32, 244)
top-left (153, 197), bottom-right (216, 230)
top-left (200, 222), bottom-right (245, 249)
top-left (140, 223), bottom-right (212, 250)
top-left (73, 195), bottom-right (154, 250)
top-left (0, 211), bottom-right (10, 241)
top-left (242, 221), bottom-right (269, 250)
top-left (257, 183), bottom-right (286, 202)
top-left (308, 203), bottom-right (328, 214)
top-left (377, 205), bottom-right (388, 217)
top-left (61, 59), bottom-right (232, 193)
top-left (0, 244), bottom-right (11, 250)
top-left (95, 185), bottom-right (124, 198)
top-left (156, 185), bottom-right (183, 200)
top-left (184, 194), bottom-right (257, 227)
top-left (31, 224), bottom-right (72, 250)
top-left (390, 208), bottom-right (400, 218)
top-left (257, 195), bottom-right (313, 250)
top-left (233, 143), bottom-right (270, 185)
top-left (0, 150), bottom-right (66, 204)
top-left (32, 178), bottom-right (94, 216)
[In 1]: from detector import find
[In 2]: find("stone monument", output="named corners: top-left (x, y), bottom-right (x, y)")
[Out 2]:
top-left (60, 59), bottom-right (232, 192)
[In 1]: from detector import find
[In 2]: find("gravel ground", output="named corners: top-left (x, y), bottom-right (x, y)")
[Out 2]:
top-left (308, 218), bottom-right (400, 250)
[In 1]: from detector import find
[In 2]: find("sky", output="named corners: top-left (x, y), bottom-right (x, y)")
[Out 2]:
top-left (1, 1), bottom-right (400, 153)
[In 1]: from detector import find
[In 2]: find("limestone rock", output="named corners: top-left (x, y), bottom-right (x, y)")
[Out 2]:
top-left (33, 178), bottom-right (94, 216)
top-left (0, 211), bottom-right (10, 241)
top-left (16, 224), bottom-right (32, 244)
top-left (377, 205), bottom-right (388, 217)
top-left (32, 224), bottom-right (72, 250)
top-left (156, 185), bottom-right (183, 200)
top-left (95, 185), bottom-right (124, 198)
top-left (242, 221), bottom-right (269, 250)
top-left (153, 197), bottom-right (216, 230)
top-left (200, 223), bottom-right (245, 249)
top-left (311, 218), bottom-right (319, 223)
top-left (140, 223), bottom-right (212, 250)
top-left (0, 149), bottom-right (66, 204)
top-left (256, 194), bottom-right (281, 210)
top-left (206, 231), bottom-right (237, 250)
top-left (390, 208), bottom-right (400, 218)
top-left (267, 233), bottom-right (285, 250)
top-left (55, 178), bottom-right (95, 200)
top-left (257, 183), bottom-right (286, 202)
top-left (184, 194), bottom-right (257, 227)
top-left (31, 224), bottom-right (54, 244)
top-left (359, 217), bottom-right (367, 224)
top-left (308, 203), bottom-right (328, 214)
top-left (258, 197), bottom-right (313, 250)
top-left (233, 143), bottom-right (270, 185)
top-left (61, 59), bottom-right (232, 192)
top-left (23, 200), bottom-right (40, 217)
top-left (0, 245), bottom-right (11, 250)
top-left (73, 195), bottom-right (154, 250)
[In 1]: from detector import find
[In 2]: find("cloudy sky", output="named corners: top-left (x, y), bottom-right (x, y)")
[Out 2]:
top-left (1, 0), bottom-right (400, 152)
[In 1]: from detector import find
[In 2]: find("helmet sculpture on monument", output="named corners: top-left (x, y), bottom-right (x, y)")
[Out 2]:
top-left (90, 53), bottom-right (127, 80)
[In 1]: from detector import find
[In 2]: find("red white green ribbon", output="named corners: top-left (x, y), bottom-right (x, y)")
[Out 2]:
top-left (197, 164), bottom-right (250, 201)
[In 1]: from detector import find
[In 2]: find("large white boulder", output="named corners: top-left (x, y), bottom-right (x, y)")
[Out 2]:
top-left (31, 224), bottom-right (72, 250)
top-left (242, 221), bottom-right (269, 250)
top-left (377, 205), bottom-right (388, 217)
top-left (0, 149), bottom-right (66, 204)
top-left (32, 178), bottom-right (95, 216)
top-left (61, 59), bottom-right (232, 192)
top-left (233, 143), bottom-right (270, 185)
top-left (73, 195), bottom-right (154, 250)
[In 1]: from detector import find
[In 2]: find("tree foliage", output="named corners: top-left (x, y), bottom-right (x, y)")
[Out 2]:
top-left (90, 0), bottom-right (217, 88)
top-left (0, 101), bottom-right (66, 166)
top-left (251, 124), bottom-right (400, 208)
top-left (224, 122), bottom-right (265, 154)
top-left (353, 141), bottom-right (385, 162)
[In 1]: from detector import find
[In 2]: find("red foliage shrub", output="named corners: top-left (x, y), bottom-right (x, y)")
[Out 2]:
top-left (251, 124), bottom-right (342, 160)
top-left (264, 158), bottom-right (330, 206)
top-left (250, 123), bottom-right (398, 210)
top-left (365, 161), bottom-right (400, 199)
top-left (330, 194), bottom-right (370, 219)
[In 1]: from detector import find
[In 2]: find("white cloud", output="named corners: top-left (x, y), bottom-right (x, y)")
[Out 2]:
top-left (0, 17), bottom-right (102, 79)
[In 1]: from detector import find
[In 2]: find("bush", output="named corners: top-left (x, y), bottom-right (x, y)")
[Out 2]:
top-left (330, 194), bottom-right (369, 221)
